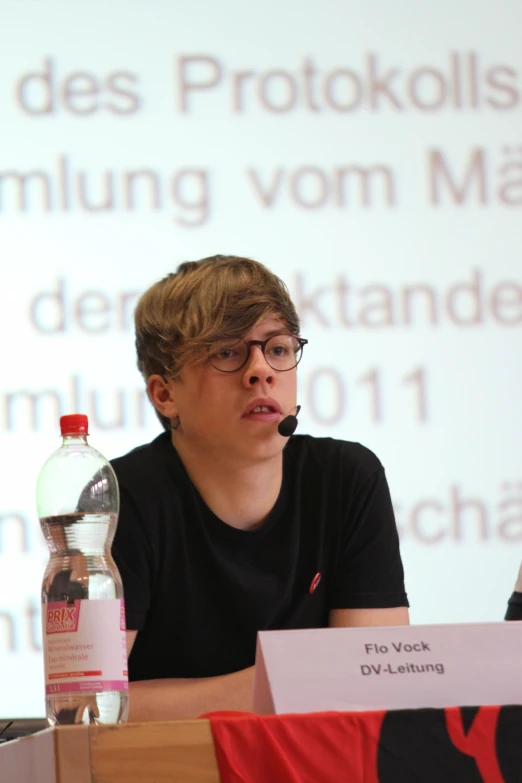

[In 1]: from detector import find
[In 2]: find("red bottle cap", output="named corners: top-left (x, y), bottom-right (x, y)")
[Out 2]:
top-left (60, 414), bottom-right (89, 435)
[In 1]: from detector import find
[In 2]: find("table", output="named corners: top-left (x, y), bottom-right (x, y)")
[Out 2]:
top-left (1, 706), bottom-right (520, 782)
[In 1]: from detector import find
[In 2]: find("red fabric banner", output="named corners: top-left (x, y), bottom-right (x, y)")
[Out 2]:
top-left (206, 706), bottom-right (522, 782)
top-left (206, 710), bottom-right (385, 783)
top-left (444, 706), bottom-right (504, 783)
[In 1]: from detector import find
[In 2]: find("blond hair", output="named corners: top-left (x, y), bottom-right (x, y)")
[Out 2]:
top-left (135, 255), bottom-right (300, 430)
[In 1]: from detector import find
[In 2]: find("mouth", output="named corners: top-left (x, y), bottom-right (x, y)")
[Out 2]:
top-left (241, 398), bottom-right (282, 422)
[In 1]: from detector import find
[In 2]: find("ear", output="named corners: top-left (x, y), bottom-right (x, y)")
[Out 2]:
top-left (147, 374), bottom-right (178, 421)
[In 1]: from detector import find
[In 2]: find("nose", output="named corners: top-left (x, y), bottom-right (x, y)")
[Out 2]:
top-left (241, 345), bottom-right (274, 388)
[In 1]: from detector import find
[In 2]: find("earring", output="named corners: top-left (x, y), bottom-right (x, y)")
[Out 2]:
top-left (171, 416), bottom-right (180, 431)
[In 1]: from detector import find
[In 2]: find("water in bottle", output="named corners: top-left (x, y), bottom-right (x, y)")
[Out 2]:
top-left (36, 414), bottom-right (129, 725)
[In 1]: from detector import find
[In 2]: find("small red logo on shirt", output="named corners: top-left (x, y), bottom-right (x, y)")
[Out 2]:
top-left (309, 572), bottom-right (321, 594)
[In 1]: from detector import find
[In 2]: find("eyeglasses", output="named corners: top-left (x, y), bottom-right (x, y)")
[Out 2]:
top-left (209, 334), bottom-right (308, 373)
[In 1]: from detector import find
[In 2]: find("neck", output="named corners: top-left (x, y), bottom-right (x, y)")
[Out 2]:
top-left (171, 433), bottom-right (283, 530)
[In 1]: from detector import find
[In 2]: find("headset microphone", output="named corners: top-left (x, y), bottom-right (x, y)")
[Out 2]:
top-left (277, 405), bottom-right (301, 437)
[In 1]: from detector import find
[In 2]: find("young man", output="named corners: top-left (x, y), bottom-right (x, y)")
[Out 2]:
top-left (111, 254), bottom-right (409, 721)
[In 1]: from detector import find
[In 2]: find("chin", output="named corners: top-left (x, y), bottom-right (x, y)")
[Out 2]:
top-left (238, 432), bottom-right (285, 463)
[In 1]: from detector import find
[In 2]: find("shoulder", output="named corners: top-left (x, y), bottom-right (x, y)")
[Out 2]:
top-left (111, 431), bottom-right (176, 488)
top-left (110, 432), bottom-right (186, 533)
top-left (506, 589), bottom-right (522, 621)
top-left (506, 563), bottom-right (522, 620)
top-left (286, 434), bottom-right (383, 481)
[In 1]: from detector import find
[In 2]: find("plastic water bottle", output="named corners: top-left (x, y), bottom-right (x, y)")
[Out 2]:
top-left (36, 414), bottom-right (129, 725)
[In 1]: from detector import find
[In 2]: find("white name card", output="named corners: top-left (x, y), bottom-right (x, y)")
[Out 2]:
top-left (253, 622), bottom-right (522, 715)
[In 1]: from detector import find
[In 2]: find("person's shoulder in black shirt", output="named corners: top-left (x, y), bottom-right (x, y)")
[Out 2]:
top-left (505, 563), bottom-right (522, 620)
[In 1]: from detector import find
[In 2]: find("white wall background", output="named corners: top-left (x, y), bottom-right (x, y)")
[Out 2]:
top-left (1, 0), bottom-right (521, 717)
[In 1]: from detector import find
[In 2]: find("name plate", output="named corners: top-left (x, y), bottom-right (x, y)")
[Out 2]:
top-left (253, 622), bottom-right (522, 714)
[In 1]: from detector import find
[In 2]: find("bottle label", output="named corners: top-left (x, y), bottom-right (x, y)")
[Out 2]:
top-left (43, 599), bottom-right (128, 695)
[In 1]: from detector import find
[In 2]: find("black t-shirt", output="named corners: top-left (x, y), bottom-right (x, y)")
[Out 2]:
top-left (110, 432), bottom-right (408, 681)
top-left (505, 593), bottom-right (522, 621)
top-left (505, 563), bottom-right (522, 621)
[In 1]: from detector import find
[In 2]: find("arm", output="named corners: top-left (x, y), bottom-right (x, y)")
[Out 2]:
top-left (329, 607), bottom-right (409, 628)
top-left (329, 461), bottom-right (409, 621)
top-left (126, 631), bottom-right (254, 721)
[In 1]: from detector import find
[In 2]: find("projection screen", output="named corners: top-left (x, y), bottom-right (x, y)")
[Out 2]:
top-left (1, 0), bottom-right (521, 717)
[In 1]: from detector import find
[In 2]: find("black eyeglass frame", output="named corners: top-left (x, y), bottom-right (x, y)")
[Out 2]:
top-left (208, 334), bottom-right (309, 373)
